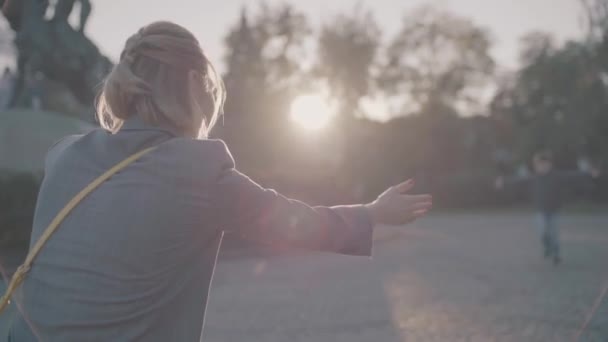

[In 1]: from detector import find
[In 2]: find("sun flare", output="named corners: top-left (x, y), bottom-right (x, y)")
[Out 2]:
top-left (290, 95), bottom-right (334, 131)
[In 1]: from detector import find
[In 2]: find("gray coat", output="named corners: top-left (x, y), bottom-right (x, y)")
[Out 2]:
top-left (7, 118), bottom-right (373, 341)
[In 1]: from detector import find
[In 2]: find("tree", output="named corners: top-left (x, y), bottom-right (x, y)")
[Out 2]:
top-left (379, 6), bottom-right (495, 116)
top-left (219, 3), bottom-right (311, 175)
top-left (316, 6), bottom-right (381, 118)
top-left (491, 31), bottom-right (608, 165)
top-left (580, 0), bottom-right (608, 42)
top-left (222, 8), bottom-right (266, 118)
top-left (223, 3), bottom-right (311, 99)
top-left (519, 31), bottom-right (557, 66)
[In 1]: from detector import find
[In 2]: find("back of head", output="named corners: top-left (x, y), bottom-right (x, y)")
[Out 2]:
top-left (533, 150), bottom-right (554, 174)
top-left (534, 151), bottom-right (553, 164)
top-left (97, 21), bottom-right (225, 138)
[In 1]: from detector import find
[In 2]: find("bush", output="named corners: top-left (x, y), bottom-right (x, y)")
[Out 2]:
top-left (0, 171), bottom-right (40, 249)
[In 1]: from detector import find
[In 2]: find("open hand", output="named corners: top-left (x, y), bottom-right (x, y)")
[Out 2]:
top-left (365, 179), bottom-right (432, 226)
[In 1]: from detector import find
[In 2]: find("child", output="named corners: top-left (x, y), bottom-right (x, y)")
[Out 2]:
top-left (496, 151), bottom-right (600, 264)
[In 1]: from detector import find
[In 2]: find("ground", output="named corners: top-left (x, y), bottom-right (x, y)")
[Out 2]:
top-left (204, 212), bottom-right (608, 342)
top-left (2, 212), bottom-right (607, 341)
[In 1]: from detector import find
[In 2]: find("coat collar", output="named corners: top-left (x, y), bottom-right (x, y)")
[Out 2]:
top-left (120, 116), bottom-right (178, 137)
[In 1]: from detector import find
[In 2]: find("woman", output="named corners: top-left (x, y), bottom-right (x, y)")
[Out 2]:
top-left (7, 22), bottom-right (432, 341)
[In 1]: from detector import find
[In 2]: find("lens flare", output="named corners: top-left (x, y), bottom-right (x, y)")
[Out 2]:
top-left (290, 95), bottom-right (334, 131)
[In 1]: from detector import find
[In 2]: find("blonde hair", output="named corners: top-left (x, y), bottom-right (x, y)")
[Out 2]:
top-left (96, 21), bottom-right (225, 138)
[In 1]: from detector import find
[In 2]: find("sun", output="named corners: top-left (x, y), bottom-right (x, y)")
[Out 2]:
top-left (290, 95), bottom-right (334, 131)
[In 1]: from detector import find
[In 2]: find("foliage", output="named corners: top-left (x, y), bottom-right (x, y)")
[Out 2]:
top-left (490, 32), bottom-right (608, 165)
top-left (2, 2), bottom-right (605, 224)
top-left (0, 172), bottom-right (39, 248)
top-left (218, 3), bottom-right (312, 175)
top-left (379, 6), bottom-right (495, 116)
top-left (316, 7), bottom-right (381, 116)
top-left (212, 3), bottom-right (608, 207)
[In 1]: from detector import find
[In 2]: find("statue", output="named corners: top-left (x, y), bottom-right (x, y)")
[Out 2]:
top-left (0, 0), bottom-right (112, 120)
top-left (52, 0), bottom-right (91, 33)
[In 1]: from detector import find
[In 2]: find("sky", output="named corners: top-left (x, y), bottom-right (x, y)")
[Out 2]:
top-left (87, 0), bottom-right (587, 72)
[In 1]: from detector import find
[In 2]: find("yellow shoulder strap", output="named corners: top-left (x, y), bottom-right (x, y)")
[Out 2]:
top-left (0, 146), bottom-right (157, 313)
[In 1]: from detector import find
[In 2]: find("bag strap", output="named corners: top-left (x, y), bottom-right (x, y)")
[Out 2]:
top-left (0, 146), bottom-right (158, 313)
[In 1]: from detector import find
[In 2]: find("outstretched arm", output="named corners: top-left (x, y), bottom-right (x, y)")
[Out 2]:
top-left (495, 173), bottom-right (531, 190)
top-left (556, 169), bottom-right (600, 190)
top-left (213, 151), bottom-right (432, 256)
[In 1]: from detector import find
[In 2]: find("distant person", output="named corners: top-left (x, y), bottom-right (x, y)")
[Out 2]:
top-left (0, 67), bottom-right (15, 110)
top-left (495, 151), bottom-right (601, 265)
top-left (25, 71), bottom-right (43, 110)
top-left (3, 22), bottom-right (432, 341)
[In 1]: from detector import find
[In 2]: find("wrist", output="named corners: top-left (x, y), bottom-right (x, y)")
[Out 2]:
top-left (364, 202), bottom-right (379, 226)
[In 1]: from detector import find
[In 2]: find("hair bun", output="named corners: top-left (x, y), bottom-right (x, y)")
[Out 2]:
top-left (97, 21), bottom-right (225, 138)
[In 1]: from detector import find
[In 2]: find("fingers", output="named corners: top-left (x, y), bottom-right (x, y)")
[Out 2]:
top-left (395, 179), bottom-right (415, 193)
top-left (374, 181), bottom-right (433, 225)
top-left (412, 209), bottom-right (429, 217)
top-left (412, 201), bottom-right (433, 211)
top-left (408, 195), bottom-right (432, 221)
top-left (411, 209), bottom-right (429, 220)
top-left (405, 194), bottom-right (432, 202)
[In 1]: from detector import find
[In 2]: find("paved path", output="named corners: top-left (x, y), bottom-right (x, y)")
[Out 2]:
top-left (204, 213), bottom-right (608, 342)
top-left (2, 213), bottom-right (607, 341)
